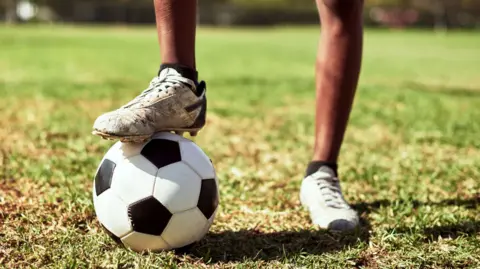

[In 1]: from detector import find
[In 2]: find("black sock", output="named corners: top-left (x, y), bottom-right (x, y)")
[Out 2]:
top-left (159, 63), bottom-right (198, 85)
top-left (305, 161), bottom-right (338, 177)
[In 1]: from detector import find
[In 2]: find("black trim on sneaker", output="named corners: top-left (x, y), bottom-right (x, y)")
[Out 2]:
top-left (194, 80), bottom-right (206, 97)
top-left (305, 161), bottom-right (338, 177)
top-left (186, 84), bottom-right (207, 129)
top-left (185, 97), bottom-right (205, 113)
top-left (159, 63), bottom-right (198, 85)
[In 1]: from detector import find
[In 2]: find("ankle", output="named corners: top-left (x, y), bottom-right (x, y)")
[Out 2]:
top-left (305, 161), bottom-right (338, 177)
top-left (159, 63), bottom-right (198, 84)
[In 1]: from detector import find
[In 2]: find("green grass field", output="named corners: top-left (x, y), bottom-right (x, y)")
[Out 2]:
top-left (1, 25), bottom-right (479, 268)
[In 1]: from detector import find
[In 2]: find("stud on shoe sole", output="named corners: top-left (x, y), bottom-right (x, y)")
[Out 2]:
top-left (92, 130), bottom-right (151, 144)
top-left (174, 131), bottom-right (185, 136)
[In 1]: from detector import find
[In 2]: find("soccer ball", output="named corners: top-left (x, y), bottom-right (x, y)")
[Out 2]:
top-left (92, 132), bottom-right (219, 252)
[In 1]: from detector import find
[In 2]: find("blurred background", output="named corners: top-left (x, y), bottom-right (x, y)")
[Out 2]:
top-left (1, 1), bottom-right (479, 267)
top-left (2, 0), bottom-right (480, 29)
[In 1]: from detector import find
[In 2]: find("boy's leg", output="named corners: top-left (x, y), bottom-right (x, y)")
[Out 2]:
top-left (313, 0), bottom-right (363, 163)
top-left (155, 0), bottom-right (196, 68)
top-left (300, 0), bottom-right (364, 231)
top-left (92, 0), bottom-right (205, 142)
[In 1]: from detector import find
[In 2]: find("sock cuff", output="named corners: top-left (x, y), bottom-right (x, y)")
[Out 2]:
top-left (159, 63), bottom-right (198, 83)
top-left (305, 161), bottom-right (338, 177)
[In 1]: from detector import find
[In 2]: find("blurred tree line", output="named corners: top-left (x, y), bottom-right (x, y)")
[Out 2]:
top-left (1, 0), bottom-right (479, 28)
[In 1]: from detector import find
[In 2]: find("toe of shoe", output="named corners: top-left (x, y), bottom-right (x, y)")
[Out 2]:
top-left (93, 111), bottom-right (117, 133)
top-left (93, 110), bottom-right (135, 134)
top-left (327, 219), bottom-right (358, 231)
top-left (93, 110), bottom-right (154, 136)
top-left (311, 208), bottom-right (359, 231)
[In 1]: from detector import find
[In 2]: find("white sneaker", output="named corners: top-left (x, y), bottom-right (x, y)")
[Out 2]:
top-left (92, 68), bottom-right (207, 143)
top-left (300, 166), bottom-right (359, 231)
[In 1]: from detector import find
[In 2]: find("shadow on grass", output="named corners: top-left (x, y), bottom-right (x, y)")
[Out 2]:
top-left (385, 220), bottom-right (480, 243)
top-left (421, 220), bottom-right (480, 241)
top-left (181, 218), bottom-right (371, 263)
top-left (352, 196), bottom-right (479, 214)
top-left (353, 197), bottom-right (479, 243)
top-left (180, 197), bottom-right (478, 262)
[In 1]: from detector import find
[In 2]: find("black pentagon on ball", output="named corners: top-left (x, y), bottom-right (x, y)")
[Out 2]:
top-left (198, 178), bottom-right (219, 219)
top-left (128, 196), bottom-right (172, 235)
top-left (95, 159), bottom-right (116, 196)
top-left (141, 139), bottom-right (182, 169)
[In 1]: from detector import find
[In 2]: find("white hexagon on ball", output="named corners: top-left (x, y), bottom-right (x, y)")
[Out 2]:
top-left (118, 141), bottom-right (144, 159)
top-left (179, 141), bottom-right (215, 179)
top-left (161, 207), bottom-right (208, 248)
top-left (121, 232), bottom-right (171, 252)
top-left (93, 189), bottom-right (132, 238)
top-left (101, 141), bottom-right (122, 164)
top-left (110, 155), bottom-right (157, 205)
top-left (153, 162), bottom-right (202, 213)
top-left (152, 132), bottom-right (191, 143)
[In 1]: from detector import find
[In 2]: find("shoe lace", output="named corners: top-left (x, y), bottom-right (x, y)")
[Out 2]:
top-left (122, 75), bottom-right (194, 108)
top-left (315, 176), bottom-right (348, 209)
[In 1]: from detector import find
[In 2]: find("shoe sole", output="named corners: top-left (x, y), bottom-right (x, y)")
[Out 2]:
top-left (92, 128), bottom-right (201, 144)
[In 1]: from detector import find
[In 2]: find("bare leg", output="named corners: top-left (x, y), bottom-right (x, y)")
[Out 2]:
top-left (154, 0), bottom-right (197, 69)
top-left (312, 0), bottom-right (364, 164)
top-left (300, 1), bottom-right (363, 231)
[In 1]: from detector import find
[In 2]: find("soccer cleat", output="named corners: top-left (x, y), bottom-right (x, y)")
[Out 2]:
top-left (92, 68), bottom-right (207, 143)
top-left (300, 166), bottom-right (359, 231)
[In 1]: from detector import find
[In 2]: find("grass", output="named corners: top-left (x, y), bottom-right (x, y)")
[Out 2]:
top-left (0, 24), bottom-right (479, 268)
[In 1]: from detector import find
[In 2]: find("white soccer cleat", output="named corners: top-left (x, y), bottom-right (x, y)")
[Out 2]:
top-left (300, 166), bottom-right (359, 231)
top-left (93, 68), bottom-right (206, 143)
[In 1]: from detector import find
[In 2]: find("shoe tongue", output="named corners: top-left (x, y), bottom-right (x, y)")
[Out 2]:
top-left (317, 166), bottom-right (336, 177)
top-left (158, 64), bottom-right (198, 83)
top-left (157, 67), bottom-right (201, 95)
top-left (158, 67), bottom-right (183, 79)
